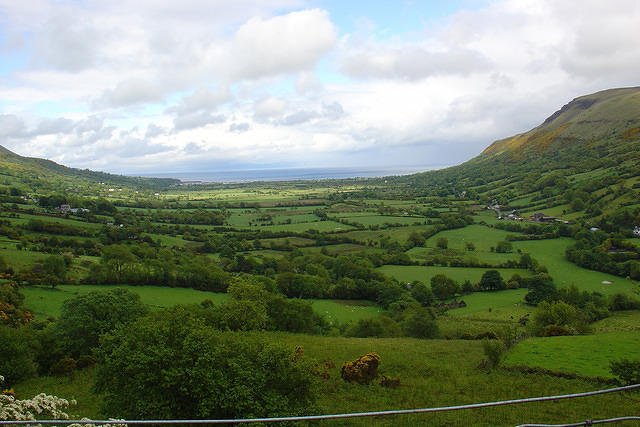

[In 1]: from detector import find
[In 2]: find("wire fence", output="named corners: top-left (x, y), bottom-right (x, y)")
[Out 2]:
top-left (1, 383), bottom-right (638, 426)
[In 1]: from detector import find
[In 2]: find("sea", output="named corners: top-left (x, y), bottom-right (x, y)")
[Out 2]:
top-left (140, 165), bottom-right (444, 184)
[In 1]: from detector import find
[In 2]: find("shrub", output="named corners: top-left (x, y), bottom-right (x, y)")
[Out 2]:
top-left (400, 306), bottom-right (439, 339)
top-left (341, 353), bottom-right (380, 384)
top-left (478, 270), bottom-right (505, 291)
top-left (55, 288), bottom-right (147, 357)
top-left (436, 237), bottom-right (448, 249)
top-left (609, 359), bottom-right (640, 385)
top-left (95, 308), bottom-right (317, 419)
top-left (346, 316), bottom-right (401, 338)
top-left (482, 339), bottom-right (505, 368)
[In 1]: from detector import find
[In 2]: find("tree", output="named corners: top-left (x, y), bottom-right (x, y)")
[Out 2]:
top-left (401, 305), bottom-right (439, 338)
top-left (436, 237), bottom-right (448, 249)
top-left (495, 241), bottom-right (513, 253)
top-left (42, 255), bottom-right (67, 287)
top-left (54, 288), bottom-right (147, 357)
top-left (478, 270), bottom-right (505, 291)
top-left (523, 274), bottom-right (556, 305)
top-left (410, 281), bottom-right (435, 306)
top-left (430, 274), bottom-right (458, 300)
top-left (95, 307), bottom-right (317, 420)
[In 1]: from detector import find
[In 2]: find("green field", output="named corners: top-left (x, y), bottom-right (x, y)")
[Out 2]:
top-left (378, 265), bottom-right (530, 286)
top-left (504, 331), bottom-right (640, 378)
top-left (425, 225), bottom-right (519, 251)
top-left (21, 285), bottom-right (382, 326)
top-left (336, 214), bottom-right (427, 226)
top-left (512, 238), bottom-right (636, 295)
top-left (447, 289), bottom-right (531, 319)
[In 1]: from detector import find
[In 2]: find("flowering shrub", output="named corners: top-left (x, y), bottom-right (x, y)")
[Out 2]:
top-left (0, 374), bottom-right (75, 422)
top-left (341, 353), bottom-right (381, 384)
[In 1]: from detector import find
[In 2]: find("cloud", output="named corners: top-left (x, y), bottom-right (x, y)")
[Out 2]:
top-left (95, 79), bottom-right (164, 108)
top-left (340, 46), bottom-right (491, 81)
top-left (32, 117), bottom-right (75, 135)
top-left (228, 9), bottom-right (337, 80)
top-left (0, 114), bottom-right (27, 138)
top-left (168, 86), bottom-right (232, 114)
top-left (279, 110), bottom-right (318, 126)
top-left (254, 97), bottom-right (287, 120)
top-left (229, 122), bottom-right (250, 132)
top-left (33, 12), bottom-right (99, 72)
top-left (173, 112), bottom-right (226, 131)
top-left (145, 123), bottom-right (166, 138)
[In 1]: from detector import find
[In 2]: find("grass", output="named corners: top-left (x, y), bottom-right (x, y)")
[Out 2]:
top-left (378, 265), bottom-right (530, 286)
top-left (21, 285), bottom-right (231, 318)
top-left (13, 333), bottom-right (640, 425)
top-left (512, 238), bottom-right (636, 295)
top-left (425, 224), bottom-right (519, 252)
top-left (504, 331), bottom-right (640, 378)
top-left (309, 299), bottom-right (382, 325)
top-left (447, 289), bottom-right (531, 320)
top-left (335, 215), bottom-right (426, 226)
top-left (21, 285), bottom-right (383, 326)
top-left (592, 310), bottom-right (640, 333)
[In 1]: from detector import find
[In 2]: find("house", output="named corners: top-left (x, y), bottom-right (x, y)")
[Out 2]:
top-left (532, 212), bottom-right (556, 222)
top-left (634, 226), bottom-right (640, 237)
top-left (59, 204), bottom-right (71, 213)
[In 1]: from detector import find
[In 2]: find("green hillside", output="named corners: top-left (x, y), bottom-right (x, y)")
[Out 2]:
top-left (0, 144), bottom-right (179, 191)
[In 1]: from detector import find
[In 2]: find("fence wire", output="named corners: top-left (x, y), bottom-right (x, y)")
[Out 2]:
top-left (1, 383), bottom-right (638, 425)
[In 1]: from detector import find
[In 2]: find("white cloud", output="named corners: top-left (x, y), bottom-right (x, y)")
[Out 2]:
top-left (173, 112), bottom-right (226, 131)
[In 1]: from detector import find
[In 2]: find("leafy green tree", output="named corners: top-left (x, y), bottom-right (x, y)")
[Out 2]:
top-left (495, 241), bottom-right (513, 253)
top-left (54, 288), bottom-right (147, 357)
top-left (401, 305), bottom-right (439, 338)
top-left (410, 281), bottom-right (435, 306)
top-left (0, 325), bottom-right (38, 386)
top-left (430, 274), bottom-right (458, 300)
top-left (478, 270), bottom-right (505, 291)
top-left (436, 237), bottom-right (448, 249)
top-left (42, 255), bottom-right (67, 287)
top-left (95, 308), bottom-right (317, 419)
top-left (523, 274), bottom-right (556, 305)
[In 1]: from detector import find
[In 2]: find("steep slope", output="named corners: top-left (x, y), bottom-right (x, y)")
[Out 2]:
top-left (0, 144), bottom-right (179, 191)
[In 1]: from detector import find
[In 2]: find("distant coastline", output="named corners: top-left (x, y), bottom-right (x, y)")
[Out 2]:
top-left (137, 165), bottom-right (445, 184)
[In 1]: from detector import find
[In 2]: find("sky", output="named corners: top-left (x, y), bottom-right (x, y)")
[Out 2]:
top-left (1, 0), bottom-right (640, 174)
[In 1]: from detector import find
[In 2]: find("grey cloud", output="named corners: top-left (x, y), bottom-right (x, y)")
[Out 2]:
top-left (173, 112), bottom-right (226, 131)
top-left (229, 122), bottom-right (250, 132)
top-left (167, 86), bottom-right (232, 114)
top-left (96, 79), bottom-right (164, 108)
top-left (341, 47), bottom-right (491, 81)
top-left (279, 110), bottom-right (318, 126)
top-left (0, 114), bottom-right (27, 138)
top-left (322, 102), bottom-right (344, 120)
top-left (74, 116), bottom-right (105, 134)
top-left (145, 123), bottom-right (166, 138)
top-left (184, 142), bottom-right (205, 153)
top-left (33, 117), bottom-right (75, 135)
top-left (34, 13), bottom-right (98, 72)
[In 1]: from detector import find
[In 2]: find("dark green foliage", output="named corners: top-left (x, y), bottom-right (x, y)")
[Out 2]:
top-left (478, 270), bottom-right (505, 291)
top-left (346, 316), bottom-right (401, 338)
top-left (54, 288), bottom-right (147, 357)
top-left (95, 308), bottom-right (317, 419)
top-left (609, 359), bottom-right (640, 385)
top-left (482, 339), bottom-right (505, 368)
top-left (523, 274), bottom-right (557, 305)
top-left (400, 305), bottom-right (439, 338)
top-left (0, 325), bottom-right (38, 386)
top-left (529, 301), bottom-right (590, 336)
top-left (495, 240), bottom-right (513, 253)
top-left (436, 237), bottom-right (448, 249)
top-left (410, 281), bottom-right (435, 306)
top-left (430, 274), bottom-right (458, 300)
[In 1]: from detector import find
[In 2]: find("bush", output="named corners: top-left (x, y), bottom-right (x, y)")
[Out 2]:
top-left (609, 359), bottom-right (640, 385)
top-left (95, 307), bottom-right (317, 419)
top-left (478, 270), bottom-right (505, 291)
top-left (482, 339), bottom-right (505, 368)
top-left (55, 288), bottom-right (147, 357)
top-left (0, 326), bottom-right (37, 387)
top-left (400, 306), bottom-right (439, 339)
top-left (346, 316), bottom-right (401, 338)
top-left (341, 353), bottom-right (380, 384)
